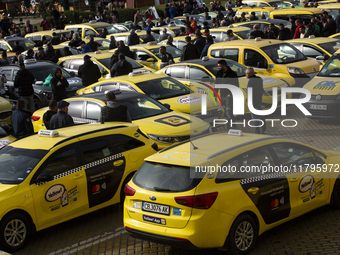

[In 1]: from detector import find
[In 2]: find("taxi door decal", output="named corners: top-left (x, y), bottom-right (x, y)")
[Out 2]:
top-left (240, 174), bottom-right (291, 225)
top-left (154, 115), bottom-right (191, 126)
top-left (84, 153), bottom-right (126, 208)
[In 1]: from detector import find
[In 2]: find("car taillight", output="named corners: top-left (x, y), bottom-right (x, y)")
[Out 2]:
top-left (124, 184), bottom-right (136, 196)
top-left (151, 142), bottom-right (158, 151)
top-left (174, 192), bottom-right (218, 209)
top-left (31, 116), bottom-right (40, 121)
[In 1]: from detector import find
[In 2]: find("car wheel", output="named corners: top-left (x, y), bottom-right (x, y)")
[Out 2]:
top-left (0, 212), bottom-right (32, 253)
top-left (332, 177), bottom-right (340, 209)
top-left (120, 172), bottom-right (135, 205)
top-left (33, 97), bottom-right (42, 111)
top-left (227, 214), bottom-right (258, 255)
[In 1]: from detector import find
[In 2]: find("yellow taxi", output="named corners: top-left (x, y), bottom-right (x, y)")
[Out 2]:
top-left (207, 38), bottom-right (321, 87)
top-left (202, 27), bottom-right (253, 41)
top-left (108, 30), bottom-right (160, 44)
top-left (269, 8), bottom-right (335, 24)
top-left (57, 52), bottom-right (154, 80)
top-left (59, 37), bottom-right (112, 51)
top-left (0, 125), bottom-right (16, 149)
top-left (75, 72), bottom-right (223, 123)
top-left (315, 2), bottom-right (340, 11)
top-left (287, 37), bottom-right (340, 62)
top-left (64, 21), bottom-right (127, 39)
top-left (302, 49), bottom-right (340, 118)
top-left (0, 97), bottom-right (13, 126)
top-left (31, 91), bottom-right (211, 149)
top-left (121, 43), bottom-right (182, 70)
top-left (242, 0), bottom-right (287, 7)
top-left (24, 29), bottom-right (71, 43)
top-left (155, 58), bottom-right (290, 113)
top-left (235, 7), bottom-right (275, 19)
top-left (329, 33), bottom-right (340, 40)
top-left (124, 130), bottom-right (340, 254)
top-left (0, 37), bottom-right (35, 53)
top-left (0, 122), bottom-right (158, 253)
top-left (319, 0), bottom-right (337, 4)
top-left (159, 35), bottom-right (219, 50)
top-left (230, 19), bottom-right (292, 31)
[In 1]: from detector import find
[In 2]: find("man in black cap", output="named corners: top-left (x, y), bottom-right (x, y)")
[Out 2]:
top-left (99, 91), bottom-right (131, 122)
top-left (78, 55), bottom-right (101, 87)
top-left (49, 101), bottom-right (74, 129)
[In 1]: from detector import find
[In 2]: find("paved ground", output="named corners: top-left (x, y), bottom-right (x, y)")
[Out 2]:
top-left (13, 105), bottom-right (340, 255)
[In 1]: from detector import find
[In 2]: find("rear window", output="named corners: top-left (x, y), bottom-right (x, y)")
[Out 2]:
top-left (133, 162), bottom-right (201, 192)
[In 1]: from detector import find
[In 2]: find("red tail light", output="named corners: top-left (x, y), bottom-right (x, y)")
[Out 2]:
top-left (151, 142), bottom-right (158, 151)
top-left (124, 184), bottom-right (136, 196)
top-left (175, 192), bottom-right (218, 209)
top-left (31, 116), bottom-right (40, 121)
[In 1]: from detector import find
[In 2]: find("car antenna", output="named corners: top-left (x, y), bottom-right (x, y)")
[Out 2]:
top-left (190, 140), bottom-right (198, 150)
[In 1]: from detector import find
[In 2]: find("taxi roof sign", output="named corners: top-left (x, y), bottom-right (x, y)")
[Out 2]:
top-left (228, 129), bottom-right (243, 136)
top-left (38, 130), bottom-right (59, 137)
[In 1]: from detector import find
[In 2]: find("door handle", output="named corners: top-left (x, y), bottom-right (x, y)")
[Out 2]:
top-left (247, 187), bottom-right (259, 194)
top-left (289, 178), bottom-right (299, 182)
top-left (73, 173), bottom-right (84, 180)
top-left (114, 160), bottom-right (124, 167)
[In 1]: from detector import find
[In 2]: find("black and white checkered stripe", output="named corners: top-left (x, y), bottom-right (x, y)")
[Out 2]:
top-left (240, 172), bottom-right (288, 185)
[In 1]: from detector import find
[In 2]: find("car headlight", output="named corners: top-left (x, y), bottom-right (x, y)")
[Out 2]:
top-left (336, 94), bottom-right (340, 100)
top-left (287, 67), bottom-right (305, 75)
top-left (148, 134), bottom-right (182, 144)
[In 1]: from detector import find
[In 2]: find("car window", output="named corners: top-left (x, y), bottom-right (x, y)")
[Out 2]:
top-left (165, 65), bottom-right (186, 79)
top-left (85, 29), bottom-right (97, 37)
top-left (210, 49), bottom-right (221, 58)
top-left (150, 46), bottom-right (181, 59)
top-left (261, 44), bottom-right (307, 64)
top-left (0, 69), bottom-right (12, 81)
top-left (69, 59), bottom-right (84, 70)
top-left (189, 66), bottom-right (211, 80)
top-left (211, 32), bottom-right (222, 41)
top-left (68, 100), bottom-right (84, 118)
top-left (319, 54), bottom-right (340, 77)
top-left (245, 1), bottom-right (257, 6)
top-left (27, 65), bottom-right (72, 82)
top-left (81, 139), bottom-right (113, 164)
top-left (244, 49), bottom-right (267, 67)
top-left (59, 60), bottom-right (71, 69)
top-left (260, 2), bottom-right (270, 6)
top-left (271, 143), bottom-right (317, 167)
top-left (177, 41), bottom-right (187, 50)
top-left (302, 45), bottom-right (323, 58)
top-left (114, 36), bottom-right (128, 44)
top-left (86, 102), bottom-right (101, 120)
top-left (41, 146), bottom-right (79, 176)
top-left (0, 42), bottom-right (10, 51)
top-left (118, 82), bottom-right (138, 92)
top-left (93, 83), bottom-right (118, 92)
top-left (7, 39), bottom-right (35, 51)
top-left (106, 134), bottom-right (145, 153)
top-left (222, 49), bottom-right (239, 62)
top-left (135, 50), bottom-right (153, 61)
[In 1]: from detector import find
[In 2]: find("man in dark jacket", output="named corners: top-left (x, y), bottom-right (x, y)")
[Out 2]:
top-left (164, 4), bottom-right (171, 18)
top-left (143, 30), bottom-right (156, 43)
top-left (51, 32), bottom-right (61, 45)
top-left (45, 42), bottom-right (55, 60)
top-left (322, 16), bottom-right (337, 37)
top-left (110, 50), bottom-right (120, 69)
top-left (43, 100), bottom-right (58, 130)
top-left (88, 35), bottom-right (99, 52)
top-left (78, 55), bottom-right (101, 87)
top-left (12, 41), bottom-right (25, 54)
top-left (249, 24), bottom-right (265, 39)
top-left (159, 46), bottom-right (174, 68)
top-left (35, 47), bottom-right (50, 60)
top-left (34, 36), bottom-right (47, 48)
top-left (180, 36), bottom-right (200, 61)
top-left (127, 29), bottom-right (140, 46)
top-left (278, 23), bottom-right (292, 40)
top-left (111, 53), bottom-right (133, 77)
top-left (193, 30), bottom-right (206, 56)
top-left (246, 67), bottom-right (266, 134)
top-left (14, 62), bottom-right (35, 114)
top-left (305, 23), bottom-right (321, 38)
top-left (118, 41), bottom-right (132, 58)
top-left (99, 91), bottom-right (131, 122)
top-left (50, 101), bottom-right (74, 129)
top-left (10, 100), bottom-right (34, 139)
top-left (63, 47), bottom-right (73, 56)
top-left (216, 59), bottom-right (239, 129)
top-left (51, 68), bottom-right (69, 101)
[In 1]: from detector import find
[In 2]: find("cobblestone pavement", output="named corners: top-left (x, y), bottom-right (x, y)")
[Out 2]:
top-left (14, 105), bottom-right (340, 255)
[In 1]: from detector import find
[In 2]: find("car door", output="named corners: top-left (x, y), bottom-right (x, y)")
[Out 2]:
top-left (134, 50), bottom-right (157, 69)
top-left (164, 65), bottom-right (187, 84)
top-left (30, 143), bottom-right (88, 228)
top-left (270, 142), bottom-right (329, 216)
top-left (67, 99), bottom-right (92, 123)
top-left (68, 59), bottom-right (84, 76)
top-left (291, 43), bottom-right (325, 59)
top-left (243, 48), bottom-right (269, 73)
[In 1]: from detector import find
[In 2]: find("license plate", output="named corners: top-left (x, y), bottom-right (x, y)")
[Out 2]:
top-left (309, 104), bottom-right (327, 110)
top-left (0, 121), bottom-right (7, 126)
top-left (142, 202), bottom-right (170, 215)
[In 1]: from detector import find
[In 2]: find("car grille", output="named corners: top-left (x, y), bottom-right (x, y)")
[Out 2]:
top-left (0, 110), bottom-right (12, 120)
top-left (311, 95), bottom-right (336, 100)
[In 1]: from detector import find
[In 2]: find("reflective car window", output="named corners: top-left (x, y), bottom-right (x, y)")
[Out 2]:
top-left (319, 55), bottom-right (340, 77)
top-left (106, 135), bottom-right (145, 153)
top-left (86, 102), bottom-right (101, 120)
top-left (244, 49), bottom-right (267, 67)
top-left (68, 100), bottom-right (84, 118)
top-left (189, 66), bottom-right (210, 80)
top-left (302, 45), bottom-right (323, 58)
top-left (81, 139), bottom-right (113, 164)
top-left (222, 49), bottom-right (239, 62)
top-left (167, 65), bottom-right (186, 79)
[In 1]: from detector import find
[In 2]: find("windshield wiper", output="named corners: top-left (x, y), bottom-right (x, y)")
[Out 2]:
top-left (154, 186), bottom-right (178, 192)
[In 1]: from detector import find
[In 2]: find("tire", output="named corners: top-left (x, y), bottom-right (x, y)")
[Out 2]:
top-left (332, 177), bottom-right (340, 209)
top-left (120, 172), bottom-right (135, 205)
top-left (33, 97), bottom-right (42, 111)
top-left (0, 212), bottom-right (32, 253)
top-left (227, 214), bottom-right (258, 255)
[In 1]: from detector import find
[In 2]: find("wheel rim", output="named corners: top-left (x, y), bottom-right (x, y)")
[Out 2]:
top-left (235, 221), bottom-right (253, 251)
top-left (4, 219), bottom-right (26, 247)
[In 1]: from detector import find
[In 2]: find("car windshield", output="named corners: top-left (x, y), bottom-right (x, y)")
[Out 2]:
top-left (95, 26), bottom-right (120, 35)
top-left (26, 65), bottom-right (72, 82)
top-left (319, 41), bottom-right (339, 55)
top-left (234, 30), bottom-right (252, 39)
top-left (205, 62), bottom-right (247, 77)
top-left (94, 39), bottom-right (110, 50)
top-left (140, 33), bottom-right (160, 42)
top-left (133, 162), bottom-right (202, 192)
top-left (8, 39), bottom-right (35, 51)
top-left (150, 46), bottom-right (182, 59)
top-left (269, 1), bottom-right (286, 7)
top-left (98, 57), bottom-right (143, 69)
top-left (118, 94), bottom-right (170, 120)
top-left (0, 146), bottom-right (47, 184)
top-left (135, 77), bottom-right (191, 100)
top-left (261, 44), bottom-right (307, 64)
top-left (318, 54), bottom-right (340, 77)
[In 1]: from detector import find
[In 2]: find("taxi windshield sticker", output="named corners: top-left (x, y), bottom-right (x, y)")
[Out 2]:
top-left (312, 81), bottom-right (340, 90)
top-left (177, 96), bottom-right (201, 104)
top-left (154, 115), bottom-right (191, 126)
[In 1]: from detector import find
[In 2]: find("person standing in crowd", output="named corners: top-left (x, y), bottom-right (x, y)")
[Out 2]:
top-left (59, 12), bottom-right (68, 28)
top-left (78, 55), bottom-right (101, 87)
top-left (265, 23), bottom-right (279, 39)
top-left (43, 100), bottom-right (58, 130)
top-left (35, 47), bottom-right (50, 60)
top-left (14, 62), bottom-right (35, 114)
top-left (60, 33), bottom-right (68, 42)
top-left (166, 35), bottom-right (175, 47)
top-left (164, 4), bottom-right (171, 18)
top-left (305, 23), bottom-right (321, 37)
top-left (159, 28), bottom-right (170, 42)
top-left (293, 19), bottom-right (304, 38)
top-left (51, 49), bottom-right (62, 63)
top-left (322, 16), bottom-right (336, 36)
top-left (246, 67), bottom-right (266, 134)
top-left (50, 101), bottom-right (74, 129)
top-left (0, 14), bottom-right (10, 36)
top-left (10, 100), bottom-right (34, 139)
top-left (109, 36), bottom-right (117, 50)
top-left (40, 16), bottom-right (51, 30)
top-left (142, 21), bottom-right (151, 31)
top-left (146, 18), bottom-right (155, 28)
top-left (181, 36), bottom-right (200, 61)
top-left (193, 30), bottom-right (206, 56)
top-left (224, 30), bottom-right (239, 41)
top-left (169, 4), bottom-right (178, 18)
top-left (99, 91), bottom-right (131, 123)
top-left (200, 35), bottom-right (214, 58)
top-left (159, 46), bottom-right (174, 68)
top-left (278, 23), bottom-right (292, 40)
top-left (143, 30), bottom-right (156, 43)
top-left (69, 32), bottom-right (82, 48)
top-left (110, 50), bottom-right (120, 69)
top-left (289, 17), bottom-right (297, 37)
top-left (63, 47), bottom-right (73, 56)
top-left (128, 29), bottom-right (140, 46)
top-left (51, 32), bottom-right (60, 45)
top-left (50, 68), bottom-right (69, 102)
top-left (12, 41), bottom-right (25, 54)
top-left (299, 26), bottom-right (306, 38)
top-left (118, 41), bottom-right (132, 58)
top-left (216, 59), bottom-right (239, 130)
top-left (249, 11), bottom-right (258, 20)
top-left (249, 24), bottom-right (265, 38)
top-left (157, 17), bottom-right (166, 27)
top-left (45, 42), bottom-right (55, 59)
top-left (110, 53), bottom-right (133, 77)
top-left (0, 51), bottom-right (9, 65)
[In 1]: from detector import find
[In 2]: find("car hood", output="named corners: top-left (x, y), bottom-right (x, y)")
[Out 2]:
top-left (286, 59), bottom-right (320, 74)
top-left (133, 111), bottom-right (210, 136)
top-left (0, 184), bottom-right (19, 198)
top-left (303, 77), bottom-right (340, 95)
top-left (0, 97), bottom-right (13, 111)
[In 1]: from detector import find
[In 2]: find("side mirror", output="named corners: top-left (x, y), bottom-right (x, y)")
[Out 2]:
top-left (33, 173), bottom-right (54, 183)
top-left (201, 77), bottom-right (214, 83)
top-left (146, 58), bottom-right (155, 62)
top-left (163, 103), bottom-right (171, 110)
top-left (69, 71), bottom-right (76, 77)
top-left (35, 81), bottom-right (43, 85)
top-left (316, 55), bottom-right (325, 61)
top-left (257, 60), bottom-right (267, 69)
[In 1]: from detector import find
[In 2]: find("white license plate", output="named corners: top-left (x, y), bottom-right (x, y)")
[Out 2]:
top-left (309, 104), bottom-right (327, 110)
top-left (142, 202), bottom-right (170, 215)
top-left (0, 121), bottom-right (7, 126)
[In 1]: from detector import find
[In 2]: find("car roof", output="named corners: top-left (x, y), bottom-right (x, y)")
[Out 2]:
top-left (130, 44), bottom-right (172, 50)
top-left (10, 122), bottom-right (138, 150)
top-left (104, 73), bottom-right (174, 83)
top-left (235, 19), bottom-right (291, 25)
top-left (0, 60), bottom-right (57, 69)
top-left (59, 51), bottom-right (113, 60)
top-left (73, 91), bottom-right (148, 102)
top-left (177, 58), bottom-right (238, 66)
top-left (212, 38), bottom-right (286, 47)
top-left (66, 22), bottom-right (112, 28)
top-left (208, 27), bottom-right (251, 32)
top-left (288, 37), bottom-right (339, 44)
top-left (244, 0), bottom-right (281, 2)
top-left (270, 8), bottom-right (325, 13)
